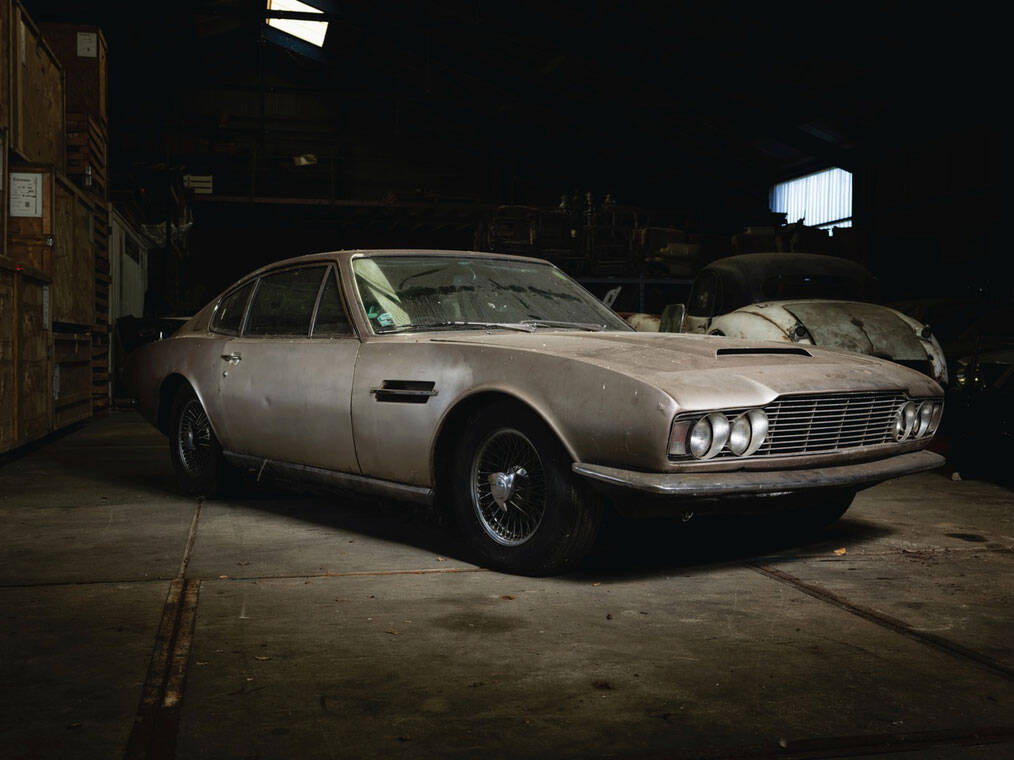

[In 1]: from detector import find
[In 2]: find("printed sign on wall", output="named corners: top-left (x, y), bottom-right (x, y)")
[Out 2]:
top-left (77, 31), bottom-right (98, 57)
top-left (9, 173), bottom-right (43, 217)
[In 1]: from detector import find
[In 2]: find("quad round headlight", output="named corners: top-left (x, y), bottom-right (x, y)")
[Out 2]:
top-left (915, 401), bottom-right (934, 438)
top-left (688, 413), bottom-right (730, 460)
top-left (927, 400), bottom-right (944, 435)
top-left (728, 409), bottom-right (769, 456)
top-left (893, 401), bottom-right (919, 441)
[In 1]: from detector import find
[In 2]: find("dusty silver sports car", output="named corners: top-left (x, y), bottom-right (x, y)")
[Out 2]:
top-left (125, 250), bottom-right (945, 575)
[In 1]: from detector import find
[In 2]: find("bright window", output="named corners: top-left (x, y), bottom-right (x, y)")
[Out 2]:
top-left (266, 0), bottom-right (328, 48)
top-left (770, 167), bottom-right (853, 230)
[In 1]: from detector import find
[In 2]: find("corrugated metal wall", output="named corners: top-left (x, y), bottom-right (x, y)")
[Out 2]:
top-left (770, 167), bottom-right (852, 228)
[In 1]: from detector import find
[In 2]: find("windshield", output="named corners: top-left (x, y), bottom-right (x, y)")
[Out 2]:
top-left (351, 255), bottom-right (632, 333)
top-left (760, 273), bottom-right (881, 303)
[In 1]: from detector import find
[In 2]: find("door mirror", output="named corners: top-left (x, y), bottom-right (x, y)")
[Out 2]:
top-left (660, 303), bottom-right (686, 332)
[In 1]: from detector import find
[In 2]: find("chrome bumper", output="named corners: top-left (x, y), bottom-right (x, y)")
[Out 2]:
top-left (572, 450), bottom-right (944, 499)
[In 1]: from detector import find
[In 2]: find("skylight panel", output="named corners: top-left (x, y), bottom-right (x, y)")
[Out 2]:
top-left (266, 0), bottom-right (328, 48)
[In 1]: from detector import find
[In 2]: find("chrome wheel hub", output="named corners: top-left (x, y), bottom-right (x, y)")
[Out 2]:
top-left (177, 399), bottom-right (213, 478)
top-left (471, 429), bottom-right (545, 546)
top-left (489, 467), bottom-right (527, 510)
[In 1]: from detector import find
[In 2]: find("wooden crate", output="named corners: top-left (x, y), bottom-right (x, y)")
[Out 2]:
top-left (1, 127), bottom-right (7, 260)
top-left (7, 164), bottom-right (95, 326)
top-left (8, 2), bottom-right (65, 167)
top-left (0, 261), bottom-right (16, 453)
top-left (0, 0), bottom-right (11, 135)
top-left (53, 329), bottom-right (92, 428)
top-left (37, 24), bottom-right (107, 128)
top-left (16, 268), bottom-right (52, 445)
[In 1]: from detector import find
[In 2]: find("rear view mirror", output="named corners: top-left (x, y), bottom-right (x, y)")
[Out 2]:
top-left (660, 303), bottom-right (686, 332)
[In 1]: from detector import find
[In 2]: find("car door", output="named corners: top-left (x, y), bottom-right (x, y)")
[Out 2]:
top-left (217, 264), bottom-right (361, 473)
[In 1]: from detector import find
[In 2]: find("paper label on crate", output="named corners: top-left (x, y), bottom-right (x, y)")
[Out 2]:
top-left (10, 173), bottom-right (43, 217)
top-left (77, 32), bottom-right (98, 58)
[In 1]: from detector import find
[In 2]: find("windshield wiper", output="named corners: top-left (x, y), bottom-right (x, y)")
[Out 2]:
top-left (379, 321), bottom-right (537, 334)
top-left (521, 319), bottom-right (607, 331)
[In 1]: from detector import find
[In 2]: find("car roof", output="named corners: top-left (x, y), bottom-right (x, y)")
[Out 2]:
top-left (697, 253), bottom-right (879, 311)
top-left (702, 253), bottom-right (873, 281)
top-left (252, 249), bottom-right (552, 275)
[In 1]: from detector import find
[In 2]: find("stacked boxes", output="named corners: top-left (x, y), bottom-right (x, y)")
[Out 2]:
top-left (1, 4), bottom-right (113, 450)
top-left (39, 23), bottom-right (111, 413)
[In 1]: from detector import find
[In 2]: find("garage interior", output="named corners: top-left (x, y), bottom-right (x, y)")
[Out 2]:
top-left (1, 3), bottom-right (1009, 759)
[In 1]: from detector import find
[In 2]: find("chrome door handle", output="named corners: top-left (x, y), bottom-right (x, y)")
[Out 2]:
top-left (220, 353), bottom-right (242, 363)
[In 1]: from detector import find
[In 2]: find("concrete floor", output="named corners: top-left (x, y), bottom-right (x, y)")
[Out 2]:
top-left (1, 412), bottom-right (1011, 760)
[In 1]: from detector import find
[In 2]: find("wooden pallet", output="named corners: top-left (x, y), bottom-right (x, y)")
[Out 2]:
top-left (64, 112), bottom-right (108, 204)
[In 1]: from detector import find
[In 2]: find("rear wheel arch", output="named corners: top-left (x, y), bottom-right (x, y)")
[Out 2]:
top-left (157, 374), bottom-right (191, 435)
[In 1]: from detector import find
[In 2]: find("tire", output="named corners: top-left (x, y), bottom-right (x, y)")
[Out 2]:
top-left (449, 401), bottom-right (603, 575)
top-left (169, 386), bottom-right (228, 497)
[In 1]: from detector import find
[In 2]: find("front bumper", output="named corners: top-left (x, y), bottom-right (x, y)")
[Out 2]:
top-left (572, 450), bottom-right (944, 500)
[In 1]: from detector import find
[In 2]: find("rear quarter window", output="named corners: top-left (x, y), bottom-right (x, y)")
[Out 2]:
top-left (211, 281), bottom-right (255, 334)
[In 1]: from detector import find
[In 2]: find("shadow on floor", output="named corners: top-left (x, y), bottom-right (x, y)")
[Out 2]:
top-left (198, 470), bottom-right (895, 580)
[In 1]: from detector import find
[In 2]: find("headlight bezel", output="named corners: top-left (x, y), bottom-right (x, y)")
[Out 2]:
top-left (669, 408), bottom-right (769, 460)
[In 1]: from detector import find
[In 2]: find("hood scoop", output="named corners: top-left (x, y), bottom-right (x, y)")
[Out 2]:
top-left (716, 347), bottom-right (811, 357)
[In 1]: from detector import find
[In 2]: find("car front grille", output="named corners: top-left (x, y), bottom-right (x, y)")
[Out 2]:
top-left (755, 391), bottom-right (907, 457)
top-left (693, 390), bottom-right (908, 460)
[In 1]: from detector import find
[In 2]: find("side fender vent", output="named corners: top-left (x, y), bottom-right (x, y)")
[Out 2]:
top-left (371, 380), bottom-right (438, 404)
top-left (716, 347), bottom-right (812, 357)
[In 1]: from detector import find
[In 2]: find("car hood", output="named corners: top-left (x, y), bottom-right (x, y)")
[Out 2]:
top-left (741, 300), bottom-right (926, 360)
top-left (427, 330), bottom-right (940, 410)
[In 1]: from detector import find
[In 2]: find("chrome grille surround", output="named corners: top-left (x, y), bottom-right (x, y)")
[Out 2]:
top-left (670, 390), bottom-right (922, 460)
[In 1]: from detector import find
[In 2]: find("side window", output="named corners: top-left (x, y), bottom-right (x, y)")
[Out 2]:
top-left (211, 280), bottom-right (254, 334)
top-left (311, 269), bottom-right (351, 337)
top-left (687, 273), bottom-right (717, 317)
top-left (245, 267), bottom-right (326, 337)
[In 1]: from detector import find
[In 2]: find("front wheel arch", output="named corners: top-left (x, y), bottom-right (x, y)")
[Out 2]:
top-left (447, 398), bottom-right (603, 574)
top-left (431, 390), bottom-right (578, 505)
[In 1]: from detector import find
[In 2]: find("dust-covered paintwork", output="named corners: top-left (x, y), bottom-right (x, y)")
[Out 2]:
top-left (125, 250), bottom-right (944, 509)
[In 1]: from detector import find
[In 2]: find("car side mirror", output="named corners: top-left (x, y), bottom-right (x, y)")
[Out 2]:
top-left (660, 303), bottom-right (686, 333)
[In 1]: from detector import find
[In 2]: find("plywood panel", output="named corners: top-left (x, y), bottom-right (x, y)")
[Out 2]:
top-left (16, 271), bottom-right (51, 444)
top-left (37, 23), bottom-right (107, 125)
top-left (53, 330), bottom-right (91, 429)
top-left (10, 3), bottom-right (64, 167)
top-left (73, 190), bottom-right (95, 323)
top-left (9, 166), bottom-right (94, 324)
top-left (0, 265), bottom-right (17, 453)
top-left (0, 0), bottom-right (11, 133)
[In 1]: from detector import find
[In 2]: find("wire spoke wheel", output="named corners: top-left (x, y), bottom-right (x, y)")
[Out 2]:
top-left (176, 398), bottom-right (214, 478)
top-left (470, 428), bottom-right (546, 546)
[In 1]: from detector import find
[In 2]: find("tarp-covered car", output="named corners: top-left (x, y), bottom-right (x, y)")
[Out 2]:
top-left (671, 253), bottom-right (948, 384)
top-left (125, 250), bottom-right (944, 575)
